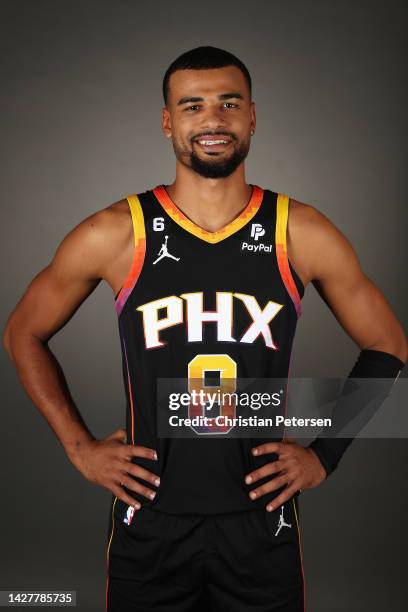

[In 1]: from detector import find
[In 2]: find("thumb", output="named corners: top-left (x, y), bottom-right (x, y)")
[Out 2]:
top-left (108, 428), bottom-right (127, 443)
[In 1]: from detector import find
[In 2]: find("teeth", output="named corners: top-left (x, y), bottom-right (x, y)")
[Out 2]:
top-left (198, 139), bottom-right (228, 145)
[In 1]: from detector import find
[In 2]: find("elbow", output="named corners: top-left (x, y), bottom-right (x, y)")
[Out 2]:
top-left (2, 322), bottom-right (16, 362)
top-left (3, 314), bottom-right (19, 359)
top-left (392, 332), bottom-right (408, 364)
top-left (364, 319), bottom-right (408, 364)
top-left (2, 322), bottom-right (11, 356)
top-left (399, 339), bottom-right (408, 365)
top-left (3, 318), bottom-right (45, 361)
top-left (369, 335), bottom-right (408, 365)
top-left (3, 310), bottom-right (22, 359)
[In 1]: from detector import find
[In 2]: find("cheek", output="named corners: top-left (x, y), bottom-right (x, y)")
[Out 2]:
top-left (234, 112), bottom-right (252, 129)
top-left (173, 120), bottom-right (194, 142)
top-left (172, 132), bottom-right (192, 154)
top-left (176, 113), bottom-right (194, 128)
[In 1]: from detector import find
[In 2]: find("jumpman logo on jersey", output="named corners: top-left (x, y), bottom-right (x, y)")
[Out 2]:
top-left (153, 235), bottom-right (180, 265)
top-left (274, 504), bottom-right (292, 536)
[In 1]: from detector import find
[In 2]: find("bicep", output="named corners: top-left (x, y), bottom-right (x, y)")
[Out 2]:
top-left (4, 212), bottom-right (108, 344)
top-left (309, 209), bottom-right (406, 357)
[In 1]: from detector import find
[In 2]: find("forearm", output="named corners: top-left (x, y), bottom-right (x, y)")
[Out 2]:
top-left (309, 348), bottom-right (406, 476)
top-left (4, 332), bottom-right (96, 461)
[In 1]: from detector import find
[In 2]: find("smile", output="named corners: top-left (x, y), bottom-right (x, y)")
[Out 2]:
top-left (196, 139), bottom-right (230, 145)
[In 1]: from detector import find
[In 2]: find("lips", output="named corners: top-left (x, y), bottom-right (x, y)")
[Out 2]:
top-left (193, 135), bottom-right (232, 152)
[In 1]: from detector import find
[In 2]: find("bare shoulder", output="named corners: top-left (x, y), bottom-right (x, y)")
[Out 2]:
top-left (287, 197), bottom-right (362, 287)
top-left (51, 197), bottom-right (132, 283)
top-left (288, 197), bottom-right (336, 235)
top-left (82, 197), bottom-right (130, 244)
top-left (86, 198), bottom-right (131, 257)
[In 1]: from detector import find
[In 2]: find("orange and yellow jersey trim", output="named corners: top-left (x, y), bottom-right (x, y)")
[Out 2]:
top-left (152, 184), bottom-right (264, 244)
top-left (276, 194), bottom-right (302, 318)
top-left (115, 195), bottom-right (146, 317)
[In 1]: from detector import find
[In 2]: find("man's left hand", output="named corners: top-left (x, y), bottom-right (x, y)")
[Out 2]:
top-left (245, 440), bottom-right (327, 511)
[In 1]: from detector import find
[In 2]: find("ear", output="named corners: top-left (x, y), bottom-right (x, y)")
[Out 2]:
top-left (250, 101), bottom-right (256, 135)
top-left (162, 106), bottom-right (172, 139)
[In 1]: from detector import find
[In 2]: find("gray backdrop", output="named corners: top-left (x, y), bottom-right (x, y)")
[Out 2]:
top-left (1, 1), bottom-right (407, 610)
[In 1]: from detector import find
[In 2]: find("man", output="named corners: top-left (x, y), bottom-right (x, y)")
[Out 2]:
top-left (3, 46), bottom-right (406, 611)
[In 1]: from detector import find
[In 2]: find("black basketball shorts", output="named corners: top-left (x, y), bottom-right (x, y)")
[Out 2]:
top-left (106, 495), bottom-right (305, 611)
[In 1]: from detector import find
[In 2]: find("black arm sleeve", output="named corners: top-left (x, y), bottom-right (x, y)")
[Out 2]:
top-left (308, 349), bottom-right (405, 477)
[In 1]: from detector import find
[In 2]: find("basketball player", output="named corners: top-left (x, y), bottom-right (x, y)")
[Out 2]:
top-left (3, 46), bottom-right (406, 611)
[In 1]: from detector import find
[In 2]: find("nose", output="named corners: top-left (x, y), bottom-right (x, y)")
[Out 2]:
top-left (199, 105), bottom-right (227, 132)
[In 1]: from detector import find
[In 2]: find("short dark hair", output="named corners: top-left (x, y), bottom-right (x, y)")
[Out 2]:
top-left (162, 45), bottom-right (252, 105)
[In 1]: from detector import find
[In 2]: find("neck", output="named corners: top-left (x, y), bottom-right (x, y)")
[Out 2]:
top-left (165, 164), bottom-right (253, 233)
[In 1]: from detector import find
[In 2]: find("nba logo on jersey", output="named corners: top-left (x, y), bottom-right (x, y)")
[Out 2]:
top-left (123, 505), bottom-right (135, 526)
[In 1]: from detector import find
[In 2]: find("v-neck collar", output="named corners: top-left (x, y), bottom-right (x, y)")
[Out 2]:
top-left (152, 184), bottom-right (264, 244)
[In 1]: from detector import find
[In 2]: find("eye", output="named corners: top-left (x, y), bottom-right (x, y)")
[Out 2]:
top-left (185, 105), bottom-right (200, 111)
top-left (224, 102), bottom-right (238, 108)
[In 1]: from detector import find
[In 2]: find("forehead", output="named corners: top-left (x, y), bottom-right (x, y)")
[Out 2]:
top-left (168, 66), bottom-right (249, 103)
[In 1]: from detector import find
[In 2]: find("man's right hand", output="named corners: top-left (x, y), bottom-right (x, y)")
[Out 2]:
top-left (69, 428), bottom-right (160, 510)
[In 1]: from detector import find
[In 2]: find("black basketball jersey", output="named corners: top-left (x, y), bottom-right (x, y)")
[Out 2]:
top-left (114, 184), bottom-right (304, 514)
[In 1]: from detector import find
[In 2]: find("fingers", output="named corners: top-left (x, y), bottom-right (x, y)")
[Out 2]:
top-left (119, 474), bottom-right (158, 501)
top-left (248, 469), bottom-right (300, 511)
top-left (105, 442), bottom-right (160, 507)
top-left (245, 459), bottom-right (290, 484)
top-left (126, 464), bottom-right (160, 489)
top-left (248, 472), bottom-right (292, 501)
top-left (265, 484), bottom-right (299, 512)
top-left (115, 446), bottom-right (160, 501)
top-left (251, 440), bottom-right (297, 457)
top-left (107, 444), bottom-right (160, 506)
top-left (112, 464), bottom-right (159, 505)
top-left (126, 444), bottom-right (158, 461)
top-left (111, 485), bottom-right (141, 511)
top-left (247, 440), bottom-right (318, 510)
top-left (251, 442), bottom-right (282, 456)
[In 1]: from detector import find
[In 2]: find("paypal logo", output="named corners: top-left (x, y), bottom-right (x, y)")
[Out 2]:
top-left (250, 223), bottom-right (265, 241)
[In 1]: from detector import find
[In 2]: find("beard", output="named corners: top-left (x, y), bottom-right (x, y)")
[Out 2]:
top-left (173, 135), bottom-right (251, 179)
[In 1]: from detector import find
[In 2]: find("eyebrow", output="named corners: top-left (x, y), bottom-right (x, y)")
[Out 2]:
top-left (177, 92), bottom-right (244, 106)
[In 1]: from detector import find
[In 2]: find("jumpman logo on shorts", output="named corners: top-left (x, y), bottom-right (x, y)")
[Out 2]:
top-left (274, 504), bottom-right (292, 536)
top-left (153, 235), bottom-right (180, 265)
